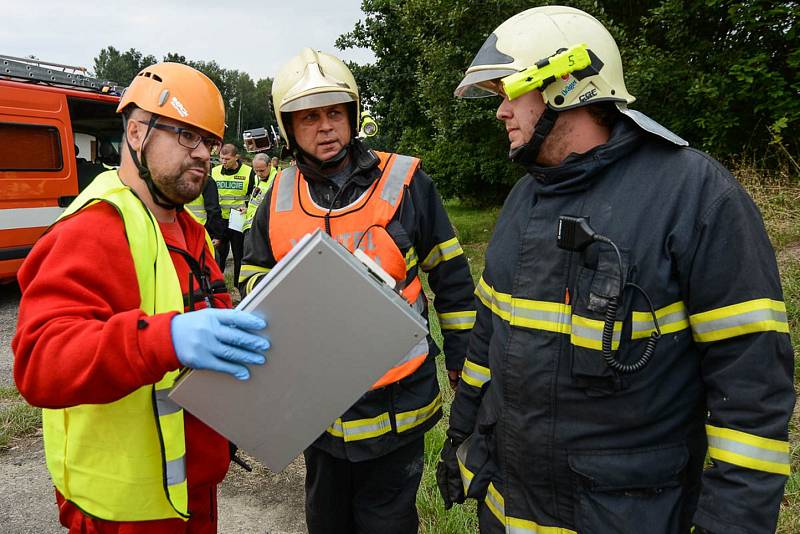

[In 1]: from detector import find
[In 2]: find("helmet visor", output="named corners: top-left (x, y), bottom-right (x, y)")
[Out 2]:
top-left (282, 91), bottom-right (355, 112)
top-left (454, 68), bottom-right (517, 98)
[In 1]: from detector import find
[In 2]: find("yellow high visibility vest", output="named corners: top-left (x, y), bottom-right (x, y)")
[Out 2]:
top-left (185, 193), bottom-right (207, 224)
top-left (42, 170), bottom-right (189, 521)
top-left (243, 168), bottom-right (276, 232)
top-left (212, 163), bottom-right (252, 219)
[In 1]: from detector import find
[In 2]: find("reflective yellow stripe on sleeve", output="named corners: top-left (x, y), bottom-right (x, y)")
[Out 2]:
top-left (244, 272), bottom-right (267, 295)
top-left (485, 483), bottom-right (577, 534)
top-left (421, 237), bottom-right (464, 271)
top-left (396, 393), bottom-right (442, 433)
top-left (690, 298), bottom-right (788, 343)
top-left (455, 443), bottom-right (474, 494)
top-left (405, 247), bottom-right (418, 271)
top-left (438, 310), bottom-right (476, 331)
top-left (325, 396), bottom-right (441, 442)
top-left (327, 418), bottom-right (344, 438)
top-left (706, 424), bottom-right (790, 475)
top-left (340, 413), bottom-right (392, 442)
top-left (238, 264), bottom-right (271, 285)
top-left (461, 359), bottom-right (491, 389)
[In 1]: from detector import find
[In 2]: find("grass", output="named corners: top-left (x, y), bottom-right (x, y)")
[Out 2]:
top-left (416, 202), bottom-right (497, 533)
top-left (0, 386), bottom-right (41, 449)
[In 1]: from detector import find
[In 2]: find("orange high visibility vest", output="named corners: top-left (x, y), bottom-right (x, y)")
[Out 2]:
top-left (269, 152), bottom-right (427, 389)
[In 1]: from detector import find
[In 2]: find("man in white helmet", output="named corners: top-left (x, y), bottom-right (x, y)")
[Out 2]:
top-left (439, 6), bottom-right (793, 534)
top-left (240, 48), bottom-right (476, 533)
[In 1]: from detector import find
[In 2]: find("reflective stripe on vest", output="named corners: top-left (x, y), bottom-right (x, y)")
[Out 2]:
top-left (42, 170), bottom-right (189, 521)
top-left (269, 152), bottom-right (428, 389)
top-left (185, 193), bottom-right (207, 224)
top-left (212, 163), bottom-right (252, 218)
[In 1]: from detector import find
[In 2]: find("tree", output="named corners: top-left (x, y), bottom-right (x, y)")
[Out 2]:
top-left (93, 46), bottom-right (157, 85)
top-left (91, 47), bottom-right (277, 150)
top-left (625, 0), bottom-right (800, 159)
top-left (340, 1), bottom-right (799, 205)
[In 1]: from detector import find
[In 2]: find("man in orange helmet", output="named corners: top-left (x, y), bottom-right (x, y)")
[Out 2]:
top-left (13, 62), bottom-right (271, 533)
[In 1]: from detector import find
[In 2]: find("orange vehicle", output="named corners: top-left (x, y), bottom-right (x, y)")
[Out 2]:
top-left (0, 55), bottom-right (122, 283)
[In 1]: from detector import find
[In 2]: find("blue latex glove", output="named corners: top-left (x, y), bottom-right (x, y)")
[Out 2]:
top-left (170, 308), bottom-right (269, 380)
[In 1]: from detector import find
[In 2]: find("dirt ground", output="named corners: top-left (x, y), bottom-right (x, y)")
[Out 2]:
top-left (0, 282), bottom-right (307, 533)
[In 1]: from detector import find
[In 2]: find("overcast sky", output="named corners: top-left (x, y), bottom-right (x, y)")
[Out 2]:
top-left (1, 0), bottom-right (374, 81)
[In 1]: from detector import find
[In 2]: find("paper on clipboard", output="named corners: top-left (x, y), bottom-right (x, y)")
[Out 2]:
top-left (228, 209), bottom-right (245, 232)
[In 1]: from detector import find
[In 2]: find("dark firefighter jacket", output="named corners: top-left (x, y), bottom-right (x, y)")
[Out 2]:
top-left (241, 140), bottom-right (476, 462)
top-left (447, 117), bottom-right (794, 534)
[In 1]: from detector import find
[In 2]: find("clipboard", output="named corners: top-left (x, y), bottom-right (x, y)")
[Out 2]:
top-left (169, 229), bottom-right (428, 471)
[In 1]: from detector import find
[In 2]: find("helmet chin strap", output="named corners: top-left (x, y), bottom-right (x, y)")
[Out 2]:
top-left (123, 114), bottom-right (180, 210)
top-left (509, 107), bottom-right (559, 167)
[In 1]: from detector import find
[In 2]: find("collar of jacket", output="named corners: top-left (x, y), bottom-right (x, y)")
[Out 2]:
top-left (221, 160), bottom-right (242, 175)
top-left (525, 117), bottom-right (644, 196)
top-left (297, 138), bottom-right (381, 188)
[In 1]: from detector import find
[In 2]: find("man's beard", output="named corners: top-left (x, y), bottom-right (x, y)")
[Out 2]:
top-left (153, 162), bottom-right (209, 205)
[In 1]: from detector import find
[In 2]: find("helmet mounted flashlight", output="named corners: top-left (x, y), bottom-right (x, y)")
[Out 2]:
top-left (501, 44), bottom-right (591, 101)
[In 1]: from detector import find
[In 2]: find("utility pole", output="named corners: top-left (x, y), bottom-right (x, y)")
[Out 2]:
top-left (237, 89), bottom-right (243, 139)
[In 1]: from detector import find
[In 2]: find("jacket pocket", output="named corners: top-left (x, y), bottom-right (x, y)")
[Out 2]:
top-left (455, 422), bottom-right (498, 501)
top-left (570, 247), bottom-right (631, 394)
top-left (568, 443), bottom-right (688, 534)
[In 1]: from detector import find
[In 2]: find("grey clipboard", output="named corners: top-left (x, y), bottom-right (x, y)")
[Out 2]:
top-left (169, 229), bottom-right (428, 471)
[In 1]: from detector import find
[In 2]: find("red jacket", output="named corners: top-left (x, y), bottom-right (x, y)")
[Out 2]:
top-left (13, 202), bottom-right (232, 531)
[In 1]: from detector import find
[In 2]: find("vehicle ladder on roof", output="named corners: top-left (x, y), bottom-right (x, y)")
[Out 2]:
top-left (0, 54), bottom-right (123, 94)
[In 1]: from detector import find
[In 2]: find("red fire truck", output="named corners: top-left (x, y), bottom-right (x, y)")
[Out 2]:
top-left (0, 55), bottom-right (123, 283)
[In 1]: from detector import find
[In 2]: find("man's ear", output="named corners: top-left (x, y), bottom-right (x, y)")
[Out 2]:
top-left (125, 115), bottom-right (144, 152)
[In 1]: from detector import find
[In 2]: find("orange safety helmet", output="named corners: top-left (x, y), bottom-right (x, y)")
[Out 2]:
top-left (117, 62), bottom-right (225, 139)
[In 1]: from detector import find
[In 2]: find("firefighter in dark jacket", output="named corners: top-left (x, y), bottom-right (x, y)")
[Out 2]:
top-left (240, 48), bottom-right (476, 534)
top-left (437, 6), bottom-right (794, 534)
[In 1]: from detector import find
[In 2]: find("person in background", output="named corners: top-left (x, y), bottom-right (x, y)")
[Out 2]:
top-left (211, 144), bottom-right (254, 284)
top-left (243, 153), bottom-right (277, 234)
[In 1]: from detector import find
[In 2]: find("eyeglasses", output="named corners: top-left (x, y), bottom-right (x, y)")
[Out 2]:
top-left (138, 120), bottom-right (222, 153)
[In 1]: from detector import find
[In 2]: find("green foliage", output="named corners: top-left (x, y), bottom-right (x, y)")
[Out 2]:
top-left (93, 46), bottom-right (157, 85)
top-left (340, 1), bottom-right (799, 203)
top-left (92, 48), bottom-right (277, 147)
top-left (622, 0), bottom-right (800, 160)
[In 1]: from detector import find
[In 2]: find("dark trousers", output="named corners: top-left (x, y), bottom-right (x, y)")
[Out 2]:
top-left (215, 227), bottom-right (244, 285)
top-left (304, 437), bottom-right (425, 534)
